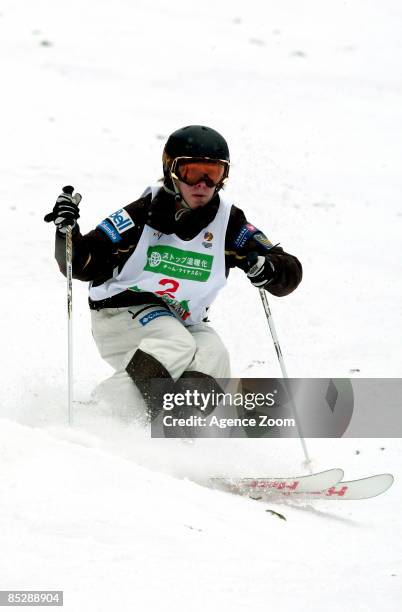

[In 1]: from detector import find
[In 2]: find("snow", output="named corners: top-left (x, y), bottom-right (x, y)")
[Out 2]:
top-left (1, 0), bottom-right (401, 610)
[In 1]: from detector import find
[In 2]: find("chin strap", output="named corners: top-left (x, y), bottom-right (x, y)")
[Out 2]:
top-left (164, 174), bottom-right (192, 210)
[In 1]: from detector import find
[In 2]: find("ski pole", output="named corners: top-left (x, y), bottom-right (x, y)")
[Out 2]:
top-left (258, 288), bottom-right (313, 471)
top-left (62, 185), bottom-right (76, 426)
top-left (44, 185), bottom-right (77, 425)
top-left (66, 219), bottom-right (73, 425)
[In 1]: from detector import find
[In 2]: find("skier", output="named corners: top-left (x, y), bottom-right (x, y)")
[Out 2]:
top-left (46, 125), bottom-right (302, 419)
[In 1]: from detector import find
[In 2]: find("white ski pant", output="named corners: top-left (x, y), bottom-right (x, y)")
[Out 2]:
top-left (91, 305), bottom-right (230, 414)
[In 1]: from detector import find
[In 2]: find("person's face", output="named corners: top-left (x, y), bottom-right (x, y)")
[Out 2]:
top-left (177, 180), bottom-right (215, 209)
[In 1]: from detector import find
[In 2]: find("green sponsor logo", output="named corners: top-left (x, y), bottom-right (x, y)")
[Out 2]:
top-left (144, 246), bottom-right (213, 282)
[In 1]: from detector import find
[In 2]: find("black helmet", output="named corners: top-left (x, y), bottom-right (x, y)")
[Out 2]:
top-left (163, 125), bottom-right (230, 163)
top-left (162, 125), bottom-right (230, 191)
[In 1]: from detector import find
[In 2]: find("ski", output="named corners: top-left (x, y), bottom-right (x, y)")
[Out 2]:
top-left (211, 471), bottom-right (394, 501)
top-left (301, 473), bottom-right (394, 500)
top-left (210, 468), bottom-right (344, 496)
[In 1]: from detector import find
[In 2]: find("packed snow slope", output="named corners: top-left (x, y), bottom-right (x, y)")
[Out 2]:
top-left (1, 1), bottom-right (402, 610)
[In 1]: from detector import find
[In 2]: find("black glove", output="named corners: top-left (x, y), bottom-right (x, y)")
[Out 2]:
top-left (246, 251), bottom-right (276, 288)
top-left (44, 185), bottom-right (82, 233)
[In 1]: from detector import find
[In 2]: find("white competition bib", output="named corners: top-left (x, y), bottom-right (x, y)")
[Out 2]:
top-left (89, 187), bottom-right (232, 326)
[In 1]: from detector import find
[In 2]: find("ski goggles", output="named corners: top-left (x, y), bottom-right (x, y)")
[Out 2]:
top-left (170, 157), bottom-right (230, 188)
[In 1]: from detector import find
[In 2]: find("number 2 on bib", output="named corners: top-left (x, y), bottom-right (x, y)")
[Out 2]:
top-left (155, 278), bottom-right (180, 299)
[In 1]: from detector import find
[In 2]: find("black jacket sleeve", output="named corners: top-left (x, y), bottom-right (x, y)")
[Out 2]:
top-left (54, 195), bottom-right (150, 283)
top-left (225, 205), bottom-right (302, 297)
top-left (55, 225), bottom-right (119, 283)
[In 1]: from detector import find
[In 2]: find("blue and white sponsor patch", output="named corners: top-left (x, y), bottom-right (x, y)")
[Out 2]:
top-left (233, 223), bottom-right (258, 249)
top-left (98, 219), bottom-right (122, 243)
top-left (139, 309), bottom-right (174, 326)
top-left (108, 208), bottom-right (135, 234)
